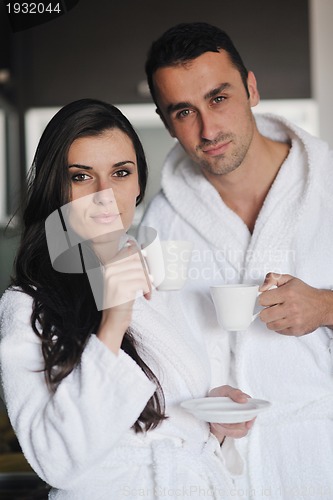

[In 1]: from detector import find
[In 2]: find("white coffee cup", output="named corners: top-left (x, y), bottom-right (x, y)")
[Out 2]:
top-left (157, 240), bottom-right (193, 291)
top-left (210, 284), bottom-right (262, 331)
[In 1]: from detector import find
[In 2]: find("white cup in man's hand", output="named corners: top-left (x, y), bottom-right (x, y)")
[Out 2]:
top-left (210, 284), bottom-right (263, 331)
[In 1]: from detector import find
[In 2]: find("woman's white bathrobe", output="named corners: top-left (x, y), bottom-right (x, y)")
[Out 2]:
top-left (0, 287), bottom-right (242, 499)
top-left (140, 114), bottom-right (333, 499)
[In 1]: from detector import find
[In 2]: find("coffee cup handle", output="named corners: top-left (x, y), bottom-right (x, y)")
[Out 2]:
top-left (140, 249), bottom-right (154, 284)
top-left (252, 311), bottom-right (260, 322)
top-left (252, 285), bottom-right (278, 323)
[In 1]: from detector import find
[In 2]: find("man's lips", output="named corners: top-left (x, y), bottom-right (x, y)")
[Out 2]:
top-left (201, 141), bottom-right (231, 156)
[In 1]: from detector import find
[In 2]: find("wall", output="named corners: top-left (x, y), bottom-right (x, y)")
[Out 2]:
top-left (310, 0), bottom-right (333, 148)
top-left (2, 0), bottom-right (311, 109)
top-left (0, 228), bottom-right (19, 294)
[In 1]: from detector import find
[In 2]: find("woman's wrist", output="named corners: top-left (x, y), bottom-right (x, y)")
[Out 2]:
top-left (97, 312), bottom-right (129, 354)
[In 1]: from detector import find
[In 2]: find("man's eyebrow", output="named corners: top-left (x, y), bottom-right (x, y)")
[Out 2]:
top-left (166, 83), bottom-right (232, 116)
top-left (204, 83), bottom-right (231, 100)
top-left (166, 101), bottom-right (192, 116)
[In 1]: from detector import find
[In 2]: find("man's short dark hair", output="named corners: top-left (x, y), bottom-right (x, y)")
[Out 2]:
top-left (145, 22), bottom-right (249, 105)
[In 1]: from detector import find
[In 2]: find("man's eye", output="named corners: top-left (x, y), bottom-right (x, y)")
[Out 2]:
top-left (71, 173), bottom-right (91, 182)
top-left (176, 109), bottom-right (192, 119)
top-left (113, 170), bottom-right (130, 178)
top-left (213, 96), bottom-right (225, 104)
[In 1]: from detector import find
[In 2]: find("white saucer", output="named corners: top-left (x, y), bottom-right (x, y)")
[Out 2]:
top-left (180, 397), bottom-right (271, 423)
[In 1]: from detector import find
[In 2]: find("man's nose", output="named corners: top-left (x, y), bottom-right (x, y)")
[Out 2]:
top-left (200, 110), bottom-right (220, 142)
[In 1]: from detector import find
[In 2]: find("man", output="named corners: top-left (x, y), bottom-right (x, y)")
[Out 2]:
top-left (141, 22), bottom-right (333, 499)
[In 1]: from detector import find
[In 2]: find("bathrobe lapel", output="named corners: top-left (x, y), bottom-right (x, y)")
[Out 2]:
top-left (161, 144), bottom-right (250, 281)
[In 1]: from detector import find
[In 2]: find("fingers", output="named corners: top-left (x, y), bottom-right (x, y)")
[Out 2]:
top-left (227, 388), bottom-right (250, 403)
top-left (102, 249), bottom-right (152, 309)
top-left (210, 418), bottom-right (256, 440)
top-left (258, 279), bottom-right (298, 334)
top-left (258, 273), bottom-right (292, 309)
top-left (208, 386), bottom-right (255, 442)
top-left (258, 274), bottom-right (326, 336)
top-left (260, 272), bottom-right (293, 292)
top-left (209, 385), bottom-right (250, 402)
top-left (143, 290), bottom-right (152, 301)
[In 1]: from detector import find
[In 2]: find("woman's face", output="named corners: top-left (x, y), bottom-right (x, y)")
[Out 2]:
top-left (65, 128), bottom-right (140, 244)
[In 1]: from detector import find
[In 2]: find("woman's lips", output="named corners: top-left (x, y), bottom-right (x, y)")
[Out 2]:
top-left (202, 141), bottom-right (231, 156)
top-left (91, 213), bottom-right (120, 224)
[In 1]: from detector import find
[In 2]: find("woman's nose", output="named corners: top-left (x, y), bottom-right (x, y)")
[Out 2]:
top-left (93, 187), bottom-right (115, 206)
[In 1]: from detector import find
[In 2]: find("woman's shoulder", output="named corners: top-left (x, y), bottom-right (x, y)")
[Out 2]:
top-left (0, 288), bottom-right (34, 331)
top-left (0, 287), bottom-right (33, 309)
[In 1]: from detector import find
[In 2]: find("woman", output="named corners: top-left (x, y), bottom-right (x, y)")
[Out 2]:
top-left (0, 99), bottom-right (252, 499)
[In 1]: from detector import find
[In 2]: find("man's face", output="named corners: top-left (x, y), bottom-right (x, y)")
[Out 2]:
top-left (153, 50), bottom-right (259, 177)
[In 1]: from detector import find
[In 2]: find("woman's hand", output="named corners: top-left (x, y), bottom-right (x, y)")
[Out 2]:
top-left (97, 241), bottom-right (151, 354)
top-left (208, 385), bottom-right (256, 443)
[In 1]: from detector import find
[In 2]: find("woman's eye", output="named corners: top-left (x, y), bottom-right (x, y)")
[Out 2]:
top-left (71, 173), bottom-right (91, 182)
top-left (113, 170), bottom-right (130, 178)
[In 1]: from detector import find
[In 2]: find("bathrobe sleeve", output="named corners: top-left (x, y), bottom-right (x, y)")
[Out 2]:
top-left (0, 289), bottom-right (156, 489)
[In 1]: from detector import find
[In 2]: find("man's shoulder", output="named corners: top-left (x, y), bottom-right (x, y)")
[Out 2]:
top-left (139, 191), bottom-right (184, 240)
top-left (142, 191), bottom-right (174, 222)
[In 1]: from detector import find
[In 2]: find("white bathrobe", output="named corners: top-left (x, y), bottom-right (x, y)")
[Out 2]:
top-left (140, 114), bottom-right (333, 499)
top-left (0, 286), bottom-right (243, 500)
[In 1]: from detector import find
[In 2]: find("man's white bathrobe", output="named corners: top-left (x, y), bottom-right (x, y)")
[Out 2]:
top-left (0, 287), bottom-right (242, 500)
top-left (140, 114), bottom-right (333, 499)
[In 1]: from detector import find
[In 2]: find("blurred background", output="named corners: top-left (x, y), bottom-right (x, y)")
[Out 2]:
top-left (0, 0), bottom-right (332, 495)
top-left (1, 0), bottom-right (333, 296)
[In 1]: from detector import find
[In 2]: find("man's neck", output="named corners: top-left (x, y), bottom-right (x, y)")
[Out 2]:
top-left (203, 134), bottom-right (290, 233)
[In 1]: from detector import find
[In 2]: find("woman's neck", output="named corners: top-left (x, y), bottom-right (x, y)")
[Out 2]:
top-left (92, 231), bottom-right (127, 265)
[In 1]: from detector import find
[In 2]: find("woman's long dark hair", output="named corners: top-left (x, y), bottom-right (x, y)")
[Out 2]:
top-left (13, 98), bottom-right (165, 432)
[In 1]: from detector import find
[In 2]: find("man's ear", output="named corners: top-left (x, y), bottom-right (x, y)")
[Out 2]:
top-left (247, 71), bottom-right (260, 108)
top-left (155, 107), bottom-right (176, 138)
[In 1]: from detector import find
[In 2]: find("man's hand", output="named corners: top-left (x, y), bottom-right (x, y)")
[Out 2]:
top-left (208, 386), bottom-right (255, 444)
top-left (259, 273), bottom-right (333, 336)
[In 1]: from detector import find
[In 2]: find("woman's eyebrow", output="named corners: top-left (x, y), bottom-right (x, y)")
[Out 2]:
top-left (68, 164), bottom-right (92, 170)
top-left (114, 161), bottom-right (136, 167)
top-left (68, 161), bottom-right (136, 169)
